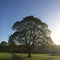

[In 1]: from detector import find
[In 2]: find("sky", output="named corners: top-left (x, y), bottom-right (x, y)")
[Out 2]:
top-left (0, 0), bottom-right (60, 45)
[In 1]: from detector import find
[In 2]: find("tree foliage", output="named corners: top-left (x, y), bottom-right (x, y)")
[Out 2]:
top-left (0, 41), bottom-right (8, 52)
top-left (8, 16), bottom-right (54, 57)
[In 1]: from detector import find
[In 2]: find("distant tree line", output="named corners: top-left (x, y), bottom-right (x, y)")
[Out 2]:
top-left (0, 41), bottom-right (60, 55)
top-left (0, 41), bottom-right (54, 53)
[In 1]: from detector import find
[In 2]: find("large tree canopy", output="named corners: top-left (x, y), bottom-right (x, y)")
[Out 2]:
top-left (8, 16), bottom-right (54, 57)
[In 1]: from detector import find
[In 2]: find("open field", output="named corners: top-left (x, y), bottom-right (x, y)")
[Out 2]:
top-left (0, 53), bottom-right (60, 60)
top-left (17, 53), bottom-right (60, 60)
top-left (17, 54), bottom-right (52, 60)
top-left (0, 53), bottom-right (12, 60)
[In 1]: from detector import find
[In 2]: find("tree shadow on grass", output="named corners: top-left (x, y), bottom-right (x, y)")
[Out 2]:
top-left (0, 58), bottom-right (12, 60)
top-left (12, 54), bottom-right (23, 60)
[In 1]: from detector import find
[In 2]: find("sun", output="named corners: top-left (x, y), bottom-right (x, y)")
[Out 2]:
top-left (51, 25), bottom-right (60, 45)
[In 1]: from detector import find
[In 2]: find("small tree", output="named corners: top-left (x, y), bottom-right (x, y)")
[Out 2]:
top-left (9, 16), bottom-right (54, 57)
top-left (0, 41), bottom-right (8, 52)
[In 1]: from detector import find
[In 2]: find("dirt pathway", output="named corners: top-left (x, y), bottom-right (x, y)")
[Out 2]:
top-left (12, 54), bottom-right (23, 60)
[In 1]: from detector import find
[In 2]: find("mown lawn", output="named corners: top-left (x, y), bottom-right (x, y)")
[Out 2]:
top-left (0, 53), bottom-right (12, 60)
top-left (0, 53), bottom-right (60, 60)
top-left (17, 53), bottom-right (60, 60)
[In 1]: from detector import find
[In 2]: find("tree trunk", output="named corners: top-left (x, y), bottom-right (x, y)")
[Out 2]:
top-left (27, 46), bottom-right (32, 57)
top-left (28, 49), bottom-right (31, 57)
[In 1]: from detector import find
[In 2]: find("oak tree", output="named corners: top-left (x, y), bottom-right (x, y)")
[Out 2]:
top-left (9, 16), bottom-right (54, 57)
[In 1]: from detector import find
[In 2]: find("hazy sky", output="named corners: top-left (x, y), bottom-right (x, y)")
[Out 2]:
top-left (0, 0), bottom-right (60, 44)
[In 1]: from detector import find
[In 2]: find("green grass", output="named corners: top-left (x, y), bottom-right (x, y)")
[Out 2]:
top-left (0, 53), bottom-right (60, 60)
top-left (0, 53), bottom-right (12, 60)
top-left (17, 53), bottom-right (60, 60)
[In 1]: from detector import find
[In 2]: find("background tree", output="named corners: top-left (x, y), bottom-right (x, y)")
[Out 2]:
top-left (0, 43), bottom-right (1, 52)
top-left (0, 41), bottom-right (8, 52)
top-left (8, 16), bottom-right (54, 57)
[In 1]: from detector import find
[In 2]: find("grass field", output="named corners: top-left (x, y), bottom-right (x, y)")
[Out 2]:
top-left (0, 53), bottom-right (12, 60)
top-left (17, 53), bottom-right (60, 60)
top-left (0, 53), bottom-right (60, 60)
